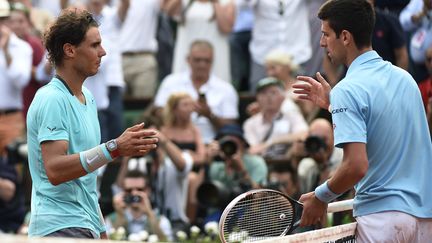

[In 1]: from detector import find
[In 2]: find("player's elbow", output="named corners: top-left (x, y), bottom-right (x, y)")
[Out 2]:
top-left (349, 158), bottom-right (368, 181)
top-left (45, 167), bottom-right (62, 186)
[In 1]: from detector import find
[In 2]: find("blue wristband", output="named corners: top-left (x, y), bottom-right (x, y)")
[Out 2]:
top-left (314, 180), bottom-right (341, 203)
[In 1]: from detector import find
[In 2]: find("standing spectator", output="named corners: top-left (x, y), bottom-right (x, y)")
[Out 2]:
top-left (229, 4), bottom-right (253, 91)
top-left (0, 0), bottom-right (32, 156)
top-left (369, 0), bottom-right (409, 70)
top-left (9, 0), bottom-right (55, 38)
top-left (295, 0), bottom-right (432, 241)
top-left (119, 0), bottom-right (160, 98)
top-left (163, 0), bottom-right (235, 83)
top-left (84, 0), bottom-right (129, 143)
top-left (155, 40), bottom-right (238, 144)
top-left (419, 45), bottom-right (432, 136)
top-left (303, 0), bottom-right (327, 77)
top-left (237, 0), bottom-right (311, 92)
top-left (8, 2), bottom-right (45, 120)
top-left (26, 9), bottom-right (159, 239)
top-left (399, 0), bottom-right (431, 82)
top-left (106, 170), bottom-right (173, 241)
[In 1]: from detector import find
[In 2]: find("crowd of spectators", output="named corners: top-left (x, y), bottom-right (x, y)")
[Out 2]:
top-left (0, 0), bottom-right (431, 241)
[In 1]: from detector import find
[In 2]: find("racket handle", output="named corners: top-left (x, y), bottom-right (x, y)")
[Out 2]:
top-left (327, 199), bottom-right (353, 213)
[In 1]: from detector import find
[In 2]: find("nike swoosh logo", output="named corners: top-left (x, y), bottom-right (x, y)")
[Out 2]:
top-left (86, 155), bottom-right (99, 164)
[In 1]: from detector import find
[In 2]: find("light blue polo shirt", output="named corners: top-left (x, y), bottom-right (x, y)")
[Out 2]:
top-left (27, 77), bottom-right (105, 236)
top-left (330, 51), bottom-right (432, 218)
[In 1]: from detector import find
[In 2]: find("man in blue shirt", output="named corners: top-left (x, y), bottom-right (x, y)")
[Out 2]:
top-left (294, 0), bottom-right (432, 242)
top-left (27, 9), bottom-right (159, 239)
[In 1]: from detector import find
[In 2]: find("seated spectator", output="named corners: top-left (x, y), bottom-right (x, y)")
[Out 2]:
top-left (267, 163), bottom-right (300, 200)
top-left (106, 170), bottom-right (173, 241)
top-left (115, 116), bottom-right (194, 237)
top-left (161, 92), bottom-right (206, 164)
top-left (295, 118), bottom-right (343, 195)
top-left (265, 50), bottom-right (316, 120)
top-left (243, 77), bottom-right (308, 159)
top-left (197, 124), bottom-right (268, 222)
top-left (154, 40), bottom-right (239, 144)
top-left (163, 0), bottom-right (235, 83)
top-left (0, 154), bottom-right (26, 233)
top-left (160, 92), bottom-right (208, 225)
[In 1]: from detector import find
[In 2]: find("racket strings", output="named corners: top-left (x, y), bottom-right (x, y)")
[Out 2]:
top-left (223, 192), bottom-right (295, 242)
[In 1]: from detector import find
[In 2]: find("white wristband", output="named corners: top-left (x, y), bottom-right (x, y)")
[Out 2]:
top-left (328, 104), bottom-right (332, 113)
top-left (79, 144), bottom-right (113, 173)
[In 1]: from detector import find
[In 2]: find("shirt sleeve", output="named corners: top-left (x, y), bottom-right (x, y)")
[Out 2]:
top-left (330, 86), bottom-right (367, 148)
top-left (37, 94), bottom-right (69, 143)
top-left (218, 84), bottom-right (239, 119)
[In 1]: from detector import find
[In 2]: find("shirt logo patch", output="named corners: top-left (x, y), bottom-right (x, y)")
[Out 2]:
top-left (331, 108), bottom-right (348, 114)
top-left (47, 126), bottom-right (56, 132)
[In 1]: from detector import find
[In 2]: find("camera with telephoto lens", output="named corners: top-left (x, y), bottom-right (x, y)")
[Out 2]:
top-left (6, 139), bottom-right (28, 164)
top-left (304, 135), bottom-right (327, 154)
top-left (124, 194), bottom-right (142, 204)
top-left (219, 137), bottom-right (238, 157)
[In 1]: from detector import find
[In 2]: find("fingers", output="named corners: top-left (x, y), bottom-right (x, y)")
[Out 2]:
top-left (296, 75), bottom-right (315, 84)
top-left (125, 122), bottom-right (145, 132)
top-left (316, 72), bottom-right (331, 89)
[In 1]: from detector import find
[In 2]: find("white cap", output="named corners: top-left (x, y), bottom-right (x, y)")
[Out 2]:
top-left (0, 0), bottom-right (10, 18)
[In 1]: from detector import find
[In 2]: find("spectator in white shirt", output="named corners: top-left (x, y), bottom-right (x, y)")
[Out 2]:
top-left (154, 40), bottom-right (239, 144)
top-left (0, 0), bottom-right (32, 155)
top-left (236, 0), bottom-right (312, 93)
top-left (119, 0), bottom-right (160, 98)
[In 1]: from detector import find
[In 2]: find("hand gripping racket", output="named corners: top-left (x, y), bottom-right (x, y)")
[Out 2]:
top-left (218, 189), bottom-right (353, 243)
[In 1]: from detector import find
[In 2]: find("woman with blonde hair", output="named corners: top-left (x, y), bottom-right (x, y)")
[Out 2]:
top-left (161, 92), bottom-right (208, 225)
top-left (162, 92), bottom-right (206, 163)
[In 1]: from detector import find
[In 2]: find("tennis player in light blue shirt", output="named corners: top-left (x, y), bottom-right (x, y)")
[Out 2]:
top-left (26, 10), bottom-right (158, 239)
top-left (331, 50), bottom-right (432, 218)
top-left (27, 77), bottom-right (104, 236)
top-left (295, 0), bottom-right (432, 242)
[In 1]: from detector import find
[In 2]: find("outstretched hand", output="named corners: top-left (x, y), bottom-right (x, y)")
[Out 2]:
top-left (116, 123), bottom-right (158, 157)
top-left (293, 72), bottom-right (332, 110)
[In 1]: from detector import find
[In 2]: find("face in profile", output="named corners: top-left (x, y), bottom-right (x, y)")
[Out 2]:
top-left (320, 20), bottom-right (346, 65)
top-left (73, 26), bottom-right (106, 77)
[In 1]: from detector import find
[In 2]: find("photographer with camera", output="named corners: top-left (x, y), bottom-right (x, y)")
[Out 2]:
top-left (196, 124), bottom-right (268, 221)
top-left (106, 170), bottom-right (173, 241)
top-left (295, 118), bottom-right (343, 195)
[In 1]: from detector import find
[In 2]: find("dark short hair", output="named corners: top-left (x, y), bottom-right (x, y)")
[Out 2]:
top-left (43, 9), bottom-right (98, 67)
top-left (125, 170), bottom-right (147, 180)
top-left (318, 0), bottom-right (375, 50)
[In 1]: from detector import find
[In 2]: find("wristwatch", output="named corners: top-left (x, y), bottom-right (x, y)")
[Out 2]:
top-left (106, 139), bottom-right (120, 159)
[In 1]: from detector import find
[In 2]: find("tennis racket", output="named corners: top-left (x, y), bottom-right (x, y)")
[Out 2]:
top-left (218, 189), bottom-right (353, 243)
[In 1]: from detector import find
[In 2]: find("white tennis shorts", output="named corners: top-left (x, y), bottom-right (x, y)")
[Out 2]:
top-left (356, 211), bottom-right (432, 243)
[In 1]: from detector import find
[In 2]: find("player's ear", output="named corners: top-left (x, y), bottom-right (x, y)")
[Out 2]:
top-left (63, 43), bottom-right (75, 59)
